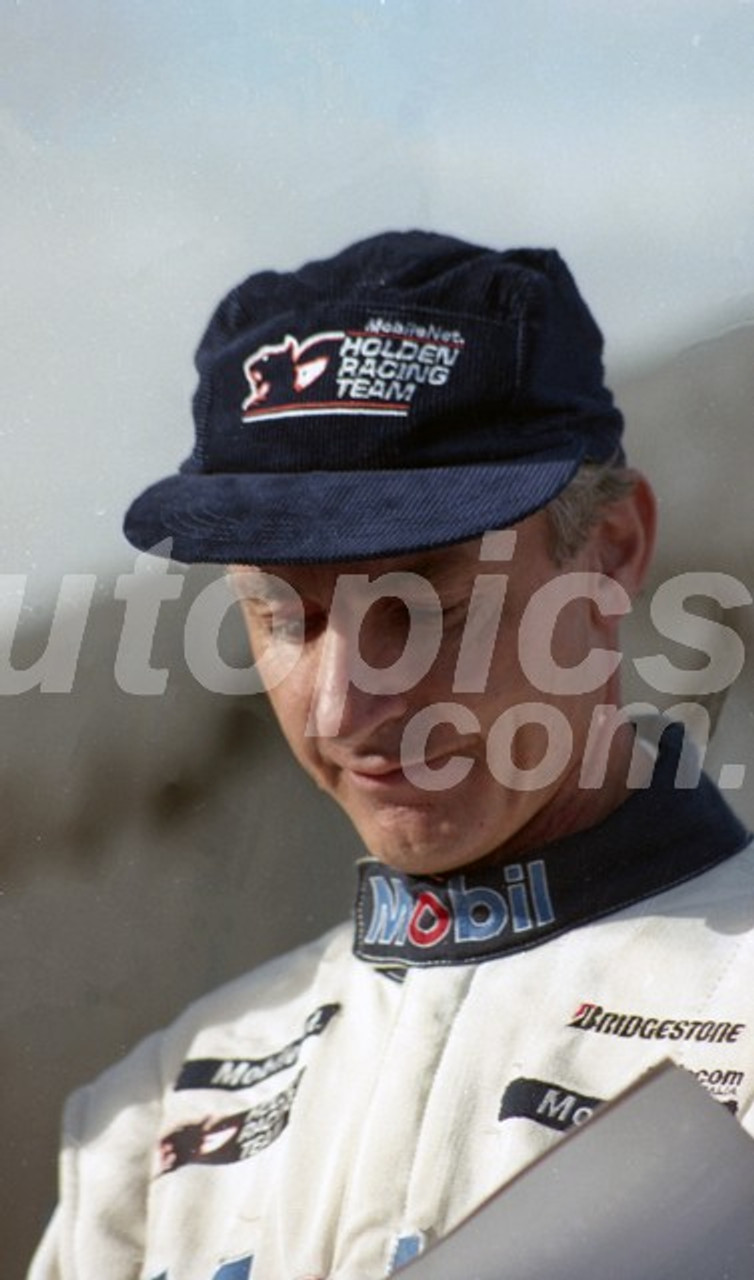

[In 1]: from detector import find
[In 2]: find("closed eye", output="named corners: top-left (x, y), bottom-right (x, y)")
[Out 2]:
top-left (258, 605), bottom-right (327, 645)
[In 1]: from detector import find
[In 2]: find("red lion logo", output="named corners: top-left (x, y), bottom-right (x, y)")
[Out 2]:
top-left (242, 330), bottom-right (344, 417)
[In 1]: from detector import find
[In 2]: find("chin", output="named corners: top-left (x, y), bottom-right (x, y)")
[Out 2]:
top-left (357, 821), bottom-right (496, 879)
top-left (335, 781), bottom-right (524, 878)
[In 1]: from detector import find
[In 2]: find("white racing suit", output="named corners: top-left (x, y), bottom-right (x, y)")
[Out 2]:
top-left (30, 726), bottom-right (754, 1280)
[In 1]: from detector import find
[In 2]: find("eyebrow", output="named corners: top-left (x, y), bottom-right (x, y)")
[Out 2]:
top-left (386, 549), bottom-right (474, 588)
top-left (227, 546), bottom-right (476, 601)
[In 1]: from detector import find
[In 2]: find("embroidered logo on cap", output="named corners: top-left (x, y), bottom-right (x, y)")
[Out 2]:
top-left (241, 318), bottom-right (466, 424)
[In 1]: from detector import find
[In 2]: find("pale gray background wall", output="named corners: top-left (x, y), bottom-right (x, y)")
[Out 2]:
top-left (3, 3), bottom-right (754, 1276)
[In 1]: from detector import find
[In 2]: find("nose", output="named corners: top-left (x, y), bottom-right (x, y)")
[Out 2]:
top-left (305, 605), bottom-right (415, 743)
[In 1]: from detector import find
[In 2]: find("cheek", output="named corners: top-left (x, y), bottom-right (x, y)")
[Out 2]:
top-left (243, 619), bottom-right (315, 734)
top-left (464, 635), bottom-right (530, 718)
top-left (550, 598), bottom-right (594, 662)
top-left (265, 673), bottom-right (313, 749)
top-left (511, 595), bottom-right (608, 703)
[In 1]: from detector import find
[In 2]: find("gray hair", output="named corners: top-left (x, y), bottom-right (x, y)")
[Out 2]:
top-left (546, 459), bottom-right (637, 565)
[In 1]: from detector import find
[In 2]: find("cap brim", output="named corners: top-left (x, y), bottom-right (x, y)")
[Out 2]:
top-left (123, 440), bottom-right (585, 565)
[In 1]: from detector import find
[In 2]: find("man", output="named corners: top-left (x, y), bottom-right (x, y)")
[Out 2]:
top-left (30, 232), bottom-right (754, 1280)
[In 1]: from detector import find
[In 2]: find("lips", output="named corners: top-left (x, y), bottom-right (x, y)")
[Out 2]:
top-left (349, 758), bottom-right (406, 778)
top-left (347, 762), bottom-right (410, 790)
top-left (335, 748), bottom-right (467, 793)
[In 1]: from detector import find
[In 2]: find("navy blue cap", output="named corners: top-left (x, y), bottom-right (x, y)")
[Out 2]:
top-left (123, 230), bottom-right (624, 564)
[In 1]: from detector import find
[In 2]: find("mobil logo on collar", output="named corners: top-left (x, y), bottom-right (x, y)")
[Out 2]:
top-left (358, 859), bottom-right (556, 964)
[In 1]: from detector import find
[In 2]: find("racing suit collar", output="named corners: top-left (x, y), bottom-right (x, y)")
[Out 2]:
top-left (353, 722), bottom-right (750, 969)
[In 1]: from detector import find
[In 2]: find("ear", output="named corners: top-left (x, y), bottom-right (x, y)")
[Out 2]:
top-left (589, 472), bottom-right (657, 600)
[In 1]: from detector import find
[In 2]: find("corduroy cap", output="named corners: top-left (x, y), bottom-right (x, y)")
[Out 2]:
top-left (123, 230), bottom-right (624, 564)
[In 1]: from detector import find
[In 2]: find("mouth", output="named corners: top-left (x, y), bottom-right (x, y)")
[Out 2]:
top-left (347, 761), bottom-right (410, 790)
top-left (337, 750), bottom-right (464, 794)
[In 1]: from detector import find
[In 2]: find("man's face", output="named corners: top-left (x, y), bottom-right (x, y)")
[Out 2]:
top-left (231, 510), bottom-right (628, 877)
